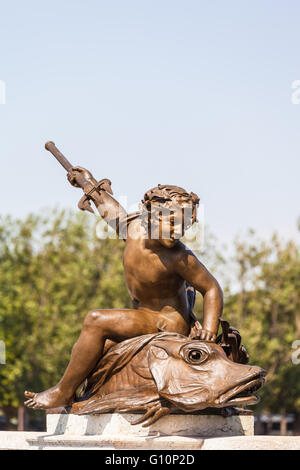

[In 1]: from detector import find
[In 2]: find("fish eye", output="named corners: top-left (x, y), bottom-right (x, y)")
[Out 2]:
top-left (180, 344), bottom-right (209, 364)
top-left (189, 350), bottom-right (202, 361)
top-left (187, 348), bottom-right (208, 364)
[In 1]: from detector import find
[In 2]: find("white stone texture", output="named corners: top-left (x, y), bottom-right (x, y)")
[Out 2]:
top-left (1, 431), bottom-right (300, 450)
top-left (46, 412), bottom-right (254, 438)
top-left (201, 435), bottom-right (300, 450)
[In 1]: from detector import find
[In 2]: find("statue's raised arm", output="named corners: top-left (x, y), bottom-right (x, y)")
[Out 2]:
top-left (45, 142), bottom-right (128, 236)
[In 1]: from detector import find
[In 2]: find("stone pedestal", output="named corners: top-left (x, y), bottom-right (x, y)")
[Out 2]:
top-left (46, 412), bottom-right (254, 438)
top-left (0, 416), bottom-right (300, 449)
top-left (22, 412), bottom-right (254, 449)
top-left (7, 410), bottom-right (300, 450)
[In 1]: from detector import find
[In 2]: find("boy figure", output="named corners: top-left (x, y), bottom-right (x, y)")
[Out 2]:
top-left (24, 166), bottom-right (223, 410)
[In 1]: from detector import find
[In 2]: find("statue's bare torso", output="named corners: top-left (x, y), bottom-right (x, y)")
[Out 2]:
top-left (123, 219), bottom-right (190, 322)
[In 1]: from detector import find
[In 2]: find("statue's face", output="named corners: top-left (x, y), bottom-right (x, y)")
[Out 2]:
top-left (144, 198), bottom-right (195, 247)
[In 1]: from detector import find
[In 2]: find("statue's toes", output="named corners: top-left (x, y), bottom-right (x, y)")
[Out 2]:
top-left (31, 402), bottom-right (40, 409)
top-left (24, 390), bottom-right (36, 398)
top-left (24, 399), bottom-right (35, 407)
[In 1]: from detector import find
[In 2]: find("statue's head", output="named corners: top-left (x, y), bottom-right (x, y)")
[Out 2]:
top-left (140, 184), bottom-right (200, 247)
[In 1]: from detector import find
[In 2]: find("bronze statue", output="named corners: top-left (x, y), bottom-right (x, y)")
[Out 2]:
top-left (24, 142), bottom-right (265, 422)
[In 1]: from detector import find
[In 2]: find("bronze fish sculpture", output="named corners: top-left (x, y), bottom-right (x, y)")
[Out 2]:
top-left (69, 332), bottom-right (265, 426)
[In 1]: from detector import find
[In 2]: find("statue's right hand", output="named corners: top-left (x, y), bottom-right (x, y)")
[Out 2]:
top-left (67, 166), bottom-right (96, 188)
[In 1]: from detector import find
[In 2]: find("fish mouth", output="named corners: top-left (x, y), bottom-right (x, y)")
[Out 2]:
top-left (216, 373), bottom-right (265, 407)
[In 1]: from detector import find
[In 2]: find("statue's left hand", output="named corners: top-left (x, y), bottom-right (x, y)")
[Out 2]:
top-left (189, 322), bottom-right (216, 342)
top-left (198, 329), bottom-right (217, 342)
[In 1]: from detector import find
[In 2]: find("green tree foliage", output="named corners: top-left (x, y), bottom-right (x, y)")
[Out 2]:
top-left (0, 210), bottom-right (130, 416)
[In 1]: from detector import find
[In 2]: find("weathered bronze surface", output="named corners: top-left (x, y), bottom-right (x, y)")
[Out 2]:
top-left (24, 142), bottom-right (265, 424)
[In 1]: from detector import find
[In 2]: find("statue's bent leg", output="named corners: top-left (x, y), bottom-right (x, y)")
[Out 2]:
top-left (24, 308), bottom-right (169, 410)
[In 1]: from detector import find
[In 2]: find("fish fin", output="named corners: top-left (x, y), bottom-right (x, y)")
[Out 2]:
top-left (131, 365), bottom-right (153, 380)
top-left (131, 402), bottom-right (170, 426)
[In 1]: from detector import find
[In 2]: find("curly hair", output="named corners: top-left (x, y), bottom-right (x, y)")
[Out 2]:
top-left (142, 184), bottom-right (200, 210)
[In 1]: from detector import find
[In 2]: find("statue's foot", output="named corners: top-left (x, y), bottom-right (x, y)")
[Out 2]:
top-left (24, 386), bottom-right (74, 410)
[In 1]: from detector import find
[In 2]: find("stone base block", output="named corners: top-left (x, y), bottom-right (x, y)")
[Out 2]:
top-left (46, 412), bottom-right (254, 438)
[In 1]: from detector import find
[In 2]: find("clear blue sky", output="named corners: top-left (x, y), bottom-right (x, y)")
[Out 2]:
top-left (0, 0), bottom-right (299, 244)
